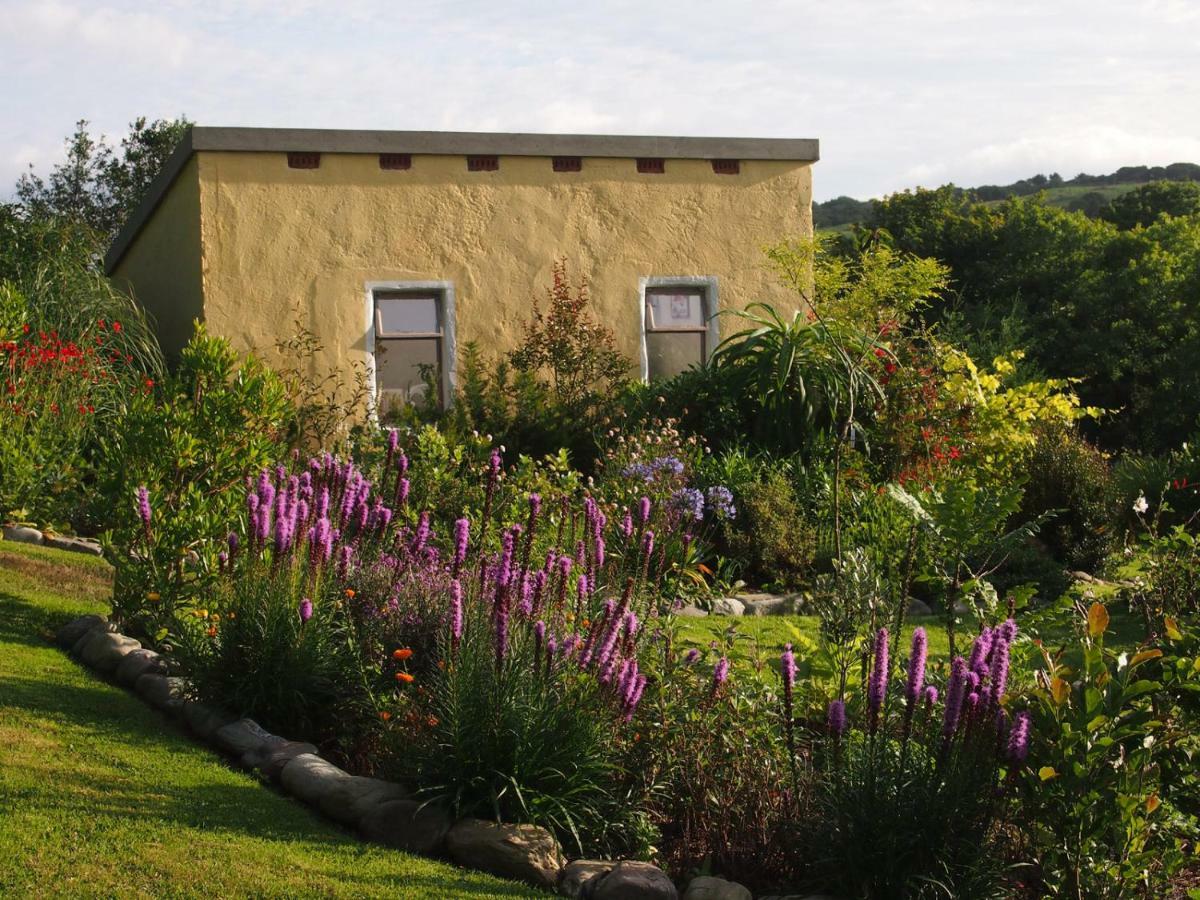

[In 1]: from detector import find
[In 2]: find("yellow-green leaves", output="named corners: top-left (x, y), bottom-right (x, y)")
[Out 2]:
top-left (1088, 602), bottom-right (1110, 638)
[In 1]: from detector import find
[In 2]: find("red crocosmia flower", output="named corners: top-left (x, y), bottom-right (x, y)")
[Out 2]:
top-left (874, 347), bottom-right (887, 358)
top-left (949, 446), bottom-right (961, 460)
top-left (78, 403), bottom-right (87, 414)
top-left (22, 324), bottom-right (30, 334)
top-left (112, 321), bottom-right (122, 333)
top-left (884, 362), bottom-right (897, 374)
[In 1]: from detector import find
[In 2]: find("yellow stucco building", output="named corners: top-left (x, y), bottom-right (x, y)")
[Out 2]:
top-left (105, 126), bottom-right (818, 411)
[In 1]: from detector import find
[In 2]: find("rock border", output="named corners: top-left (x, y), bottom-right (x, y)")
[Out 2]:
top-left (51, 613), bottom-right (709, 899)
top-left (2, 525), bottom-right (104, 557)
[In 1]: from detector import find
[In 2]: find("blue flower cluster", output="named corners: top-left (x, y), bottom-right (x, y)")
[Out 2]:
top-left (705, 486), bottom-right (737, 519)
top-left (622, 455), bottom-right (686, 483)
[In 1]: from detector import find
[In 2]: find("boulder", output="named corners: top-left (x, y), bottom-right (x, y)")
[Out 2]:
top-left (583, 861), bottom-right (677, 900)
top-left (683, 875), bottom-right (752, 900)
top-left (183, 701), bottom-right (235, 742)
top-left (115, 649), bottom-right (167, 687)
top-left (238, 734), bottom-right (292, 771)
top-left (317, 775), bottom-right (408, 826)
top-left (135, 674), bottom-right (187, 713)
top-left (254, 740), bottom-right (320, 781)
top-left (55, 614), bottom-right (108, 649)
top-left (446, 818), bottom-right (565, 890)
top-left (359, 798), bottom-right (453, 855)
top-left (743, 597), bottom-right (788, 616)
top-left (710, 598), bottom-right (745, 617)
top-left (906, 598), bottom-right (934, 618)
top-left (79, 631), bottom-right (142, 674)
top-left (558, 859), bottom-right (615, 898)
top-left (675, 606), bottom-right (708, 618)
top-left (2, 524), bottom-right (43, 545)
top-left (280, 753), bottom-right (350, 806)
top-left (213, 718), bottom-right (275, 757)
top-left (43, 534), bottom-right (103, 556)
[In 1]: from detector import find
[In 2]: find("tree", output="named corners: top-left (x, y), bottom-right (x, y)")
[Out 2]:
top-left (1101, 181), bottom-right (1200, 230)
top-left (16, 117), bottom-right (190, 242)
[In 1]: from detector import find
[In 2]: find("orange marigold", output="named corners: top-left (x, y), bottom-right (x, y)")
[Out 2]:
top-left (395, 672), bottom-right (414, 684)
top-left (392, 648), bottom-right (413, 661)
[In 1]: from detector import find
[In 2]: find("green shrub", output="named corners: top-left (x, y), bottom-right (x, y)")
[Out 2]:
top-left (1021, 423), bottom-right (1118, 571)
top-left (727, 470), bottom-right (817, 589)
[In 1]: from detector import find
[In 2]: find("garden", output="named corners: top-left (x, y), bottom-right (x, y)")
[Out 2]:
top-left (5, 152), bottom-right (1200, 898)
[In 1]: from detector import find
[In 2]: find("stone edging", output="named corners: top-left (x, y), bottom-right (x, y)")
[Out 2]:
top-left (55, 614), bottom-right (766, 900)
top-left (2, 526), bottom-right (104, 557)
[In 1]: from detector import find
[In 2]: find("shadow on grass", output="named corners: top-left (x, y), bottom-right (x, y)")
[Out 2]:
top-left (0, 587), bottom-right (538, 898)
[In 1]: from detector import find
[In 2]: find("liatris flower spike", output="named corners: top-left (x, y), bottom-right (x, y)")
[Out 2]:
top-left (867, 627), bottom-right (889, 733)
top-left (1006, 710), bottom-right (1031, 764)
top-left (135, 485), bottom-right (152, 538)
top-left (906, 627), bottom-right (927, 706)
top-left (827, 699), bottom-right (847, 738)
top-left (298, 597), bottom-right (313, 623)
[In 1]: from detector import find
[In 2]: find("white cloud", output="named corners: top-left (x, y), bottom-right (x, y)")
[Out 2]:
top-left (0, 0), bottom-right (1196, 200)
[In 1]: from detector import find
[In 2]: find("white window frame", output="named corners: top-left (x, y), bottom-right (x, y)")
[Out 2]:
top-left (637, 275), bottom-right (720, 382)
top-left (364, 280), bottom-right (457, 418)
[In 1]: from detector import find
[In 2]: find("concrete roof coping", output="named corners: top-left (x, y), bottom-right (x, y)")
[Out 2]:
top-left (104, 125), bottom-right (819, 273)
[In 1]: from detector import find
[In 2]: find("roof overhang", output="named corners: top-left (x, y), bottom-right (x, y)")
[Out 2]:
top-left (105, 126), bottom-right (820, 274)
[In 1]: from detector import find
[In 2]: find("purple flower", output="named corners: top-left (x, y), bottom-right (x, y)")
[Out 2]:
top-left (867, 627), bottom-right (889, 732)
top-left (712, 656), bottom-right (730, 692)
top-left (450, 579), bottom-right (463, 650)
top-left (906, 627), bottom-right (928, 706)
top-left (781, 643), bottom-right (797, 693)
top-left (670, 487), bottom-right (705, 522)
top-left (969, 628), bottom-right (994, 677)
top-left (135, 485), bottom-right (152, 531)
top-left (641, 530), bottom-right (655, 558)
top-left (217, 550), bottom-right (228, 570)
top-left (594, 536), bottom-right (606, 570)
top-left (999, 618), bottom-right (1018, 644)
top-left (621, 512), bottom-right (633, 538)
top-left (623, 673), bottom-right (647, 722)
top-left (387, 428), bottom-right (399, 454)
top-left (923, 685), bottom-right (939, 706)
top-left (1007, 710), bottom-right (1031, 763)
top-left (683, 648), bottom-right (701, 666)
top-left (827, 699), bottom-right (847, 738)
top-left (705, 486), bottom-right (736, 519)
top-left (943, 656), bottom-right (968, 738)
top-left (412, 511), bottom-right (431, 556)
top-left (227, 531), bottom-right (239, 557)
top-left (622, 461), bottom-right (654, 481)
top-left (395, 478), bottom-right (410, 507)
top-left (533, 619), bottom-right (546, 661)
top-left (638, 496), bottom-right (651, 524)
top-left (299, 597), bottom-right (313, 623)
top-left (988, 636), bottom-right (1011, 707)
top-left (452, 517), bottom-right (470, 573)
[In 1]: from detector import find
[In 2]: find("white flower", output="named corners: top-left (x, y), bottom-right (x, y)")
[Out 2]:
top-left (1133, 494), bottom-right (1149, 515)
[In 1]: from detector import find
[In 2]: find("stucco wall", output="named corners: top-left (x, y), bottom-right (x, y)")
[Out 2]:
top-left (194, 151), bottom-right (813, 395)
top-left (110, 157), bottom-right (205, 360)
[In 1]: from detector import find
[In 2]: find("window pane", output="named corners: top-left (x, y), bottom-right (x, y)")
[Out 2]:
top-left (646, 331), bottom-right (704, 380)
top-left (376, 337), bottom-right (440, 410)
top-left (646, 290), bottom-right (704, 330)
top-left (377, 294), bottom-right (438, 334)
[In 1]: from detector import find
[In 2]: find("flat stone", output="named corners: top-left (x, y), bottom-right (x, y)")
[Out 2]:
top-left (906, 598), bottom-right (934, 617)
top-left (317, 775), bottom-right (409, 826)
top-left (2, 525), bottom-right (43, 545)
top-left (238, 734), bottom-right (291, 771)
top-left (446, 818), bottom-right (565, 890)
top-left (115, 648), bottom-right (167, 687)
top-left (254, 740), bottom-right (320, 781)
top-left (213, 718), bottom-right (275, 757)
top-left (135, 674), bottom-right (187, 713)
top-left (584, 860), bottom-right (677, 900)
top-left (79, 631), bottom-right (142, 674)
top-left (359, 798), bottom-right (453, 855)
top-left (183, 701), bottom-right (236, 741)
top-left (743, 597), bottom-right (788, 616)
top-left (683, 875), bottom-right (752, 900)
top-left (710, 598), bottom-right (745, 617)
top-left (280, 753), bottom-right (350, 806)
top-left (55, 614), bottom-right (108, 649)
top-left (675, 606), bottom-right (708, 618)
top-left (558, 859), bottom-right (615, 898)
top-left (43, 534), bottom-right (103, 556)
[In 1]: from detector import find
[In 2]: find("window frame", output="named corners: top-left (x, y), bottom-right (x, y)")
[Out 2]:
top-left (638, 276), bottom-right (719, 382)
top-left (364, 281), bottom-right (457, 416)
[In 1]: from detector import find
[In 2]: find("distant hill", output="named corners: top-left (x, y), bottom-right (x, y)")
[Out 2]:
top-left (814, 162), bottom-right (1200, 230)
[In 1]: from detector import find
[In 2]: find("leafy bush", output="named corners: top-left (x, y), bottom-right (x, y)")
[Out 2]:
top-left (1021, 423), bottom-right (1118, 571)
top-left (795, 624), bottom-right (1028, 897)
top-left (1016, 602), bottom-right (1200, 897)
top-left (727, 470), bottom-right (817, 589)
top-left (101, 325), bottom-right (293, 634)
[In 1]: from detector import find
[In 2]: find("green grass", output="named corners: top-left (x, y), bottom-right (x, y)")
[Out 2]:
top-left (0, 538), bottom-right (541, 899)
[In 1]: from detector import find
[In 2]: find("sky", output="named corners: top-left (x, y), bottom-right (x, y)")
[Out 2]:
top-left (2, 0), bottom-right (1199, 202)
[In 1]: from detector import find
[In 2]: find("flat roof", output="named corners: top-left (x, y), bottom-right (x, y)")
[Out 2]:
top-left (105, 126), bottom-right (819, 273)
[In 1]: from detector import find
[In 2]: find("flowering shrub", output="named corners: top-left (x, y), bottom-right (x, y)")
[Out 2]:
top-left (794, 622), bottom-right (1030, 897)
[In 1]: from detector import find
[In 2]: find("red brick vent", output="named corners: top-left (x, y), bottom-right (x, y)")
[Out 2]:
top-left (636, 158), bottom-right (665, 174)
top-left (467, 155), bottom-right (499, 171)
top-left (552, 156), bottom-right (582, 172)
top-left (711, 159), bottom-right (741, 175)
top-left (379, 153), bottom-right (412, 170)
top-left (287, 152), bottom-right (320, 169)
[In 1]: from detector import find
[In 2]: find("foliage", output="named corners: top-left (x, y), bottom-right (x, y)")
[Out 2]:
top-left (100, 325), bottom-right (293, 634)
top-left (16, 117), bottom-right (190, 241)
top-left (1101, 181), bottom-right (1200, 230)
top-left (795, 624), bottom-right (1027, 897)
top-left (0, 263), bottom-right (163, 528)
top-left (726, 470), bottom-right (817, 590)
top-left (1017, 601), bottom-right (1200, 897)
top-left (270, 321), bottom-right (370, 450)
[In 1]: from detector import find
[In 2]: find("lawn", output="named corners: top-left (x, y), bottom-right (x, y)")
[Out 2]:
top-left (0, 538), bottom-right (540, 899)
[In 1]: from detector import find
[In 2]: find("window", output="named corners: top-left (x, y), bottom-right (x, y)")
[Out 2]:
top-left (640, 278), bottom-right (718, 381)
top-left (287, 152), bottom-right (320, 169)
top-left (370, 285), bottom-right (454, 413)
